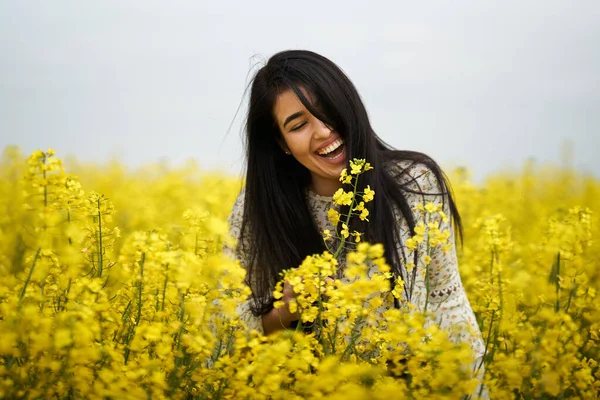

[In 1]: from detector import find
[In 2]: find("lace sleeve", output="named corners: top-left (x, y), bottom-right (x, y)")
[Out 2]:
top-left (224, 188), bottom-right (265, 335)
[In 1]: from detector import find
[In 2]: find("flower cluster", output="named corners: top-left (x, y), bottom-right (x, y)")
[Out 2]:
top-left (0, 148), bottom-right (249, 399)
top-left (324, 159), bottom-right (376, 253)
top-left (0, 147), bottom-right (598, 398)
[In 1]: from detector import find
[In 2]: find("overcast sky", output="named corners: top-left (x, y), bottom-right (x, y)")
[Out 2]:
top-left (1, 1), bottom-right (598, 180)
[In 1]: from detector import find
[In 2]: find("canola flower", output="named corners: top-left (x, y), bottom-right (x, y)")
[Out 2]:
top-left (0, 146), bottom-right (597, 399)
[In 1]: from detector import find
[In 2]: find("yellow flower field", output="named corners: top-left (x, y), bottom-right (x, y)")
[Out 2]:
top-left (0, 146), bottom-right (598, 399)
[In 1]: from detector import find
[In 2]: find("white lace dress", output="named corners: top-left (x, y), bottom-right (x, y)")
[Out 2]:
top-left (224, 162), bottom-right (486, 368)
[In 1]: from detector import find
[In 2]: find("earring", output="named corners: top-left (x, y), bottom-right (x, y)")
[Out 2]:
top-left (285, 150), bottom-right (291, 155)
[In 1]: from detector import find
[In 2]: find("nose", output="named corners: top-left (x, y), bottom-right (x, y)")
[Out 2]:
top-left (313, 120), bottom-right (333, 139)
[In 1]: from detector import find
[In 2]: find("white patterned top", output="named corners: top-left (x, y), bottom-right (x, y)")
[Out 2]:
top-left (224, 161), bottom-right (486, 364)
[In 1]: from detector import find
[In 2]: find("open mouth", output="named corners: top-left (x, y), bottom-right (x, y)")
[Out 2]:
top-left (316, 138), bottom-right (345, 160)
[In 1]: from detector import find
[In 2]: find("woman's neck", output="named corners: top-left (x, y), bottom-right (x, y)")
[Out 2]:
top-left (309, 175), bottom-right (343, 197)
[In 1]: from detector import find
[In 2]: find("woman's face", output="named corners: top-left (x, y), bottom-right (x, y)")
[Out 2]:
top-left (273, 89), bottom-right (347, 195)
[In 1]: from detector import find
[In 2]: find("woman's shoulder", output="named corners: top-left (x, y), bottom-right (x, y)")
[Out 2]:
top-left (386, 158), bottom-right (446, 196)
top-left (225, 187), bottom-right (255, 267)
top-left (227, 187), bottom-right (246, 234)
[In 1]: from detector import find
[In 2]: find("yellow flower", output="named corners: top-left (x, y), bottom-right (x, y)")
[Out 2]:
top-left (288, 300), bottom-right (298, 314)
top-left (327, 208), bottom-right (340, 226)
top-left (339, 168), bottom-right (347, 181)
top-left (8, 149), bottom-right (600, 399)
top-left (441, 243), bottom-right (452, 254)
top-left (356, 242), bottom-right (369, 253)
top-left (351, 231), bottom-right (361, 243)
top-left (273, 281), bottom-right (284, 299)
top-left (347, 250), bottom-right (367, 265)
top-left (54, 329), bottom-right (72, 349)
top-left (439, 210), bottom-right (449, 223)
top-left (349, 159), bottom-right (365, 175)
top-left (368, 244), bottom-right (384, 258)
top-left (339, 168), bottom-right (352, 184)
top-left (341, 223), bottom-right (349, 238)
top-left (391, 277), bottom-right (405, 299)
top-left (414, 221), bottom-right (426, 237)
top-left (363, 186), bottom-right (375, 202)
top-left (323, 229), bottom-right (332, 240)
top-left (333, 188), bottom-right (353, 206)
top-left (273, 300), bottom-right (285, 309)
top-left (359, 208), bottom-right (369, 221)
top-left (353, 201), bottom-right (370, 221)
top-left (424, 202), bottom-right (441, 213)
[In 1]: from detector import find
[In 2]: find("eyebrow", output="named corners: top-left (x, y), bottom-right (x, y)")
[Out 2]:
top-left (283, 111), bottom-right (305, 129)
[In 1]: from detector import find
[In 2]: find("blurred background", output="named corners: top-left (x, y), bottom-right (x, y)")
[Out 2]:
top-left (0, 0), bottom-right (598, 181)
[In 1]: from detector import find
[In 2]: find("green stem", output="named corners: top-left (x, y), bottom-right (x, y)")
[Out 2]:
top-left (565, 285), bottom-right (576, 314)
top-left (554, 252), bottom-right (561, 313)
top-left (124, 252), bottom-right (145, 364)
top-left (327, 322), bottom-right (338, 354)
top-left (97, 197), bottom-right (104, 278)
top-left (171, 290), bottom-right (187, 388)
top-left (114, 300), bottom-right (132, 341)
top-left (475, 310), bottom-right (495, 374)
top-left (161, 264), bottom-right (169, 312)
top-left (316, 269), bottom-right (326, 350)
top-left (334, 175), bottom-right (360, 259)
top-left (340, 316), bottom-right (364, 361)
top-left (43, 156), bottom-right (47, 208)
top-left (67, 210), bottom-right (72, 245)
top-left (19, 247), bottom-right (41, 304)
top-left (154, 288), bottom-right (159, 312)
top-left (423, 213), bottom-right (431, 314)
top-left (487, 259), bottom-right (503, 365)
top-left (135, 253), bottom-right (145, 326)
top-left (489, 251), bottom-right (494, 286)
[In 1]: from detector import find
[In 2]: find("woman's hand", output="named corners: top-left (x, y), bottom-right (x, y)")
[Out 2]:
top-left (262, 276), bottom-right (334, 335)
top-left (281, 280), bottom-right (299, 322)
top-left (282, 276), bottom-right (334, 321)
top-left (262, 280), bottom-right (298, 335)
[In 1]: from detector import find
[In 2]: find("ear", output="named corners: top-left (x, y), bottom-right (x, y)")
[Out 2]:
top-left (276, 137), bottom-right (291, 155)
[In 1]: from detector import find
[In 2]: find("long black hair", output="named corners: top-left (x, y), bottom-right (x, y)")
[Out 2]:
top-left (240, 50), bottom-right (462, 316)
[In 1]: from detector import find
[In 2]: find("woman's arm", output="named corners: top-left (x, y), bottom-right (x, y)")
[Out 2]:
top-left (426, 215), bottom-right (487, 356)
top-left (402, 164), bottom-right (487, 396)
top-left (421, 207), bottom-right (485, 361)
top-left (225, 189), bottom-right (299, 336)
top-left (424, 222), bottom-right (488, 397)
top-left (224, 189), bottom-right (265, 334)
top-left (400, 164), bottom-right (485, 356)
top-left (261, 288), bottom-right (298, 335)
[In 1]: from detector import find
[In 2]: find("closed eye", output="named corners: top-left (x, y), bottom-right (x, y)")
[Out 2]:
top-left (290, 122), bottom-right (307, 132)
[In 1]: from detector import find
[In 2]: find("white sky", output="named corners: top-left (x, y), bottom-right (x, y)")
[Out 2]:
top-left (1, 1), bottom-right (599, 180)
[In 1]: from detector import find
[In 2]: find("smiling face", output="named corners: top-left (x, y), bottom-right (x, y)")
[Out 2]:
top-left (273, 88), bottom-right (347, 196)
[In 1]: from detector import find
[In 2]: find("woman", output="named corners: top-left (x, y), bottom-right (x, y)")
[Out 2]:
top-left (225, 50), bottom-right (485, 367)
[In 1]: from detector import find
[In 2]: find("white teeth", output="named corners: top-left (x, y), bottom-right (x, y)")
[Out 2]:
top-left (317, 139), bottom-right (344, 155)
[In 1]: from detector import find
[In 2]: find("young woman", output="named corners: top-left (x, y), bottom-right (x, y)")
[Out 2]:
top-left (225, 50), bottom-right (485, 365)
